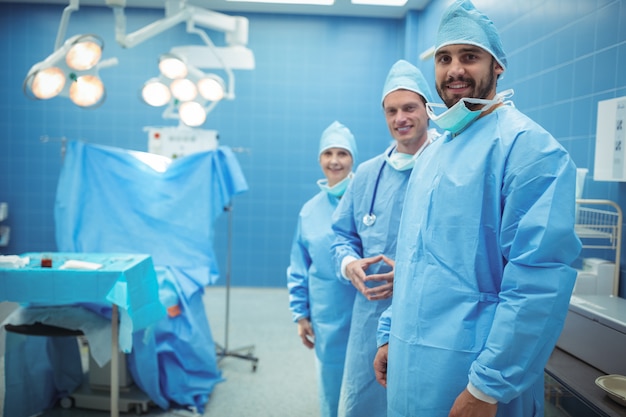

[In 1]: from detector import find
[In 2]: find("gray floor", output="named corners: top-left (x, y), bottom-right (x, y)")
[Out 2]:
top-left (0, 287), bottom-right (320, 417)
top-left (0, 287), bottom-right (589, 417)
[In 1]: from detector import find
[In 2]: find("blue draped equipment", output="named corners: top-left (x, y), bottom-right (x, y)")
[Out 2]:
top-left (57, 141), bottom-right (248, 411)
top-left (3, 140), bottom-right (248, 415)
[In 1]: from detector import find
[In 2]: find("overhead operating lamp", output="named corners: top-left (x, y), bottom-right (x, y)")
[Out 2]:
top-left (159, 53), bottom-right (188, 79)
top-left (141, 55), bottom-right (228, 127)
top-left (107, 0), bottom-right (255, 73)
top-left (23, 0), bottom-right (118, 108)
top-left (108, 0), bottom-right (255, 126)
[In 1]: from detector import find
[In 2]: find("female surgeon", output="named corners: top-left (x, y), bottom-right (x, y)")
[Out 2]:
top-left (287, 121), bottom-right (358, 417)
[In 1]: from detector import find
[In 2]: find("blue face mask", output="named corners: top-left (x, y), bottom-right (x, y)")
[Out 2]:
top-left (426, 89), bottom-right (514, 134)
top-left (317, 173), bottom-right (353, 197)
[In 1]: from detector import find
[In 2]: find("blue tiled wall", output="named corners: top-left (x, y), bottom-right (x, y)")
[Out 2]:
top-left (1, 1), bottom-right (625, 291)
top-left (0, 3), bottom-right (403, 287)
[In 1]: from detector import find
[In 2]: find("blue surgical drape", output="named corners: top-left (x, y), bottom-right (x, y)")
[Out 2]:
top-left (53, 140), bottom-right (248, 412)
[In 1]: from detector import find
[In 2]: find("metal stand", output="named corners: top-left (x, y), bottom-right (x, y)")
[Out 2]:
top-left (214, 203), bottom-right (259, 371)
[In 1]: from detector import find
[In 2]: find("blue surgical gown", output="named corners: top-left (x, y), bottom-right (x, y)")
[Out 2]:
top-left (287, 190), bottom-right (356, 417)
top-left (332, 146), bottom-right (411, 417)
top-left (377, 105), bottom-right (582, 417)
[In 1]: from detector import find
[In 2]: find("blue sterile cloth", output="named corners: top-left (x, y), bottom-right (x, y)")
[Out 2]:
top-left (0, 253), bottom-right (165, 417)
top-left (55, 141), bottom-right (248, 290)
top-left (52, 141), bottom-right (248, 412)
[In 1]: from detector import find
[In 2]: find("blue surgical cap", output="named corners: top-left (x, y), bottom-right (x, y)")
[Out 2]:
top-left (435, 0), bottom-right (507, 72)
top-left (318, 121), bottom-right (358, 163)
top-left (381, 60), bottom-right (433, 105)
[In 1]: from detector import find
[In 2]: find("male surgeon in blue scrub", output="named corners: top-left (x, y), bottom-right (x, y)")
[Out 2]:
top-left (332, 60), bottom-right (438, 417)
top-left (374, 1), bottom-right (582, 417)
top-left (287, 121), bottom-right (358, 417)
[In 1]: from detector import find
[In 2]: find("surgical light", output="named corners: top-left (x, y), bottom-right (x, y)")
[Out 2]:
top-left (113, 1), bottom-right (255, 126)
top-left (23, 33), bottom-right (115, 108)
top-left (24, 0), bottom-right (116, 108)
top-left (30, 67), bottom-right (66, 99)
top-left (141, 57), bottom-right (229, 127)
top-left (170, 78), bottom-right (198, 101)
top-left (159, 54), bottom-right (188, 79)
top-left (69, 74), bottom-right (105, 107)
top-left (65, 35), bottom-right (102, 70)
top-left (198, 75), bottom-right (225, 101)
top-left (26, 0), bottom-right (254, 114)
top-left (142, 79), bottom-right (171, 107)
top-left (179, 101), bottom-right (206, 127)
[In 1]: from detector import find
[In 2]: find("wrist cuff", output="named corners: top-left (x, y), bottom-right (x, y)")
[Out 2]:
top-left (467, 382), bottom-right (498, 404)
top-left (340, 255), bottom-right (358, 281)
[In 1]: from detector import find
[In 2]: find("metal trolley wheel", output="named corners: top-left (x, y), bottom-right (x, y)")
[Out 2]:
top-left (59, 396), bottom-right (75, 409)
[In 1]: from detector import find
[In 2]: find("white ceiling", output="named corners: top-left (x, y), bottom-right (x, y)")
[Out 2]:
top-left (2, 0), bottom-right (432, 19)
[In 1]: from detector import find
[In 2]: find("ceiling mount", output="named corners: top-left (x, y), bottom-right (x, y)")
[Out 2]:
top-left (2, 0), bottom-right (433, 19)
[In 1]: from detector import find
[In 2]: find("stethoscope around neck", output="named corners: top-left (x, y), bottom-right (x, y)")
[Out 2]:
top-left (362, 146), bottom-right (394, 227)
top-left (361, 137), bottom-right (432, 226)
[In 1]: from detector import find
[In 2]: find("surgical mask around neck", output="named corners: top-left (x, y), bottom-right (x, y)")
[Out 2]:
top-left (386, 151), bottom-right (418, 171)
top-left (317, 173), bottom-right (353, 197)
top-left (385, 137), bottom-right (432, 171)
top-left (426, 89), bottom-right (514, 135)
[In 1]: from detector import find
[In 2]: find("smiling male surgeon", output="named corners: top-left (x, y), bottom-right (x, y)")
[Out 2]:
top-left (374, 1), bottom-right (582, 417)
top-left (332, 59), bottom-right (438, 417)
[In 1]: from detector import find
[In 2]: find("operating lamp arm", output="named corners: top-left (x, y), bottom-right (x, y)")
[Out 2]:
top-left (419, 46), bottom-right (435, 61)
top-left (186, 23), bottom-right (236, 100)
top-left (107, 0), bottom-right (250, 49)
top-left (55, 0), bottom-right (80, 50)
top-left (186, 6), bottom-right (249, 46)
top-left (98, 57), bottom-right (120, 69)
top-left (110, 6), bottom-right (190, 49)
